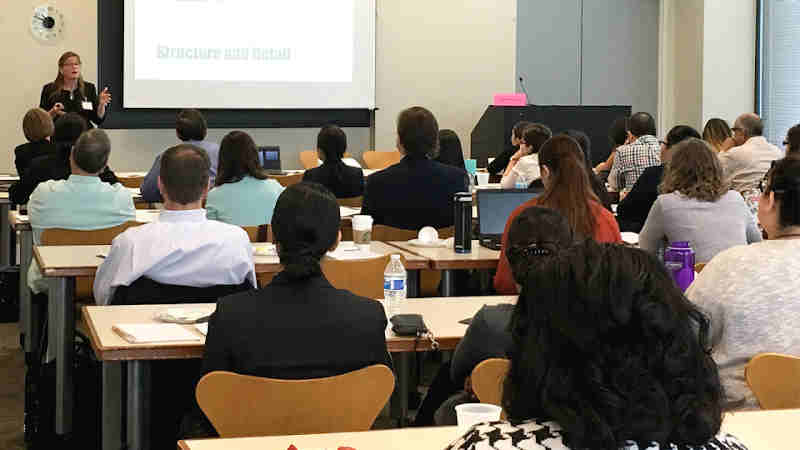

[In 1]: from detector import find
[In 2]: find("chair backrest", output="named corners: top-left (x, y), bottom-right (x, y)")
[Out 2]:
top-left (240, 224), bottom-right (272, 243)
top-left (110, 277), bottom-right (252, 306)
top-left (336, 196), bottom-right (363, 208)
top-left (299, 150), bottom-right (320, 169)
top-left (362, 151), bottom-right (403, 170)
top-left (745, 353), bottom-right (800, 409)
top-left (196, 364), bottom-right (395, 438)
top-left (268, 173), bottom-right (304, 188)
top-left (471, 358), bottom-right (510, 407)
top-left (117, 176), bottom-right (143, 189)
top-left (372, 225), bottom-right (455, 241)
top-left (321, 254), bottom-right (392, 299)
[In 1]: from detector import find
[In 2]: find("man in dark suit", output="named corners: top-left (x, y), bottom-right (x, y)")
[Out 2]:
top-left (361, 106), bottom-right (469, 230)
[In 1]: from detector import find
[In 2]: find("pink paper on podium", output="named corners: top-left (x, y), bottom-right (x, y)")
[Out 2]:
top-left (493, 93), bottom-right (527, 106)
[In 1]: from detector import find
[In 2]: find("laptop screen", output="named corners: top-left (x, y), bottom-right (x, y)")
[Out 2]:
top-left (477, 189), bottom-right (541, 237)
top-left (257, 146), bottom-right (281, 170)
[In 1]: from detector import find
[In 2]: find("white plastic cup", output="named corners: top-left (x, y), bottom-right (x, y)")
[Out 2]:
top-left (352, 215), bottom-right (373, 247)
top-left (454, 403), bottom-right (502, 432)
top-left (475, 172), bottom-right (490, 186)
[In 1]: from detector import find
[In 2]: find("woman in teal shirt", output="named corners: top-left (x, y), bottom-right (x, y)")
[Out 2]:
top-left (206, 131), bottom-right (284, 226)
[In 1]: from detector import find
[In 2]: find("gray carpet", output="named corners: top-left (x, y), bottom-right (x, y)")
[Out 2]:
top-left (0, 322), bottom-right (25, 450)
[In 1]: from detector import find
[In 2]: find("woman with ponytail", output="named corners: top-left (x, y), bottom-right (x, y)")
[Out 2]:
top-left (201, 182), bottom-right (391, 383)
top-left (494, 135), bottom-right (621, 294)
top-left (688, 155), bottom-right (800, 410)
top-left (302, 125), bottom-right (364, 198)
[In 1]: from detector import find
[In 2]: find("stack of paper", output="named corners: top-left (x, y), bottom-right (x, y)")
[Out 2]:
top-left (112, 323), bottom-right (203, 344)
top-left (339, 206), bottom-right (361, 217)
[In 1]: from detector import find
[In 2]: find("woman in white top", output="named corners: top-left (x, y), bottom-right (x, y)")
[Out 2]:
top-left (500, 123), bottom-right (551, 188)
top-left (639, 138), bottom-right (761, 262)
top-left (687, 155), bottom-right (800, 410)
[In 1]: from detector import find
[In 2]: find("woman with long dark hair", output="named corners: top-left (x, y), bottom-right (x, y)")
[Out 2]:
top-left (302, 125), bottom-right (364, 198)
top-left (449, 241), bottom-right (746, 450)
top-left (206, 130), bottom-right (284, 226)
top-left (435, 129), bottom-right (466, 170)
top-left (40, 51), bottom-right (111, 127)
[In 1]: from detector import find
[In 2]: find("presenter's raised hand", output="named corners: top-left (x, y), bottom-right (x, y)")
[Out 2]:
top-left (99, 87), bottom-right (112, 107)
top-left (49, 102), bottom-right (65, 118)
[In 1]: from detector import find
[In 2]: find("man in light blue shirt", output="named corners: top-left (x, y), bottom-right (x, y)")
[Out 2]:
top-left (140, 109), bottom-right (220, 202)
top-left (28, 129), bottom-right (136, 293)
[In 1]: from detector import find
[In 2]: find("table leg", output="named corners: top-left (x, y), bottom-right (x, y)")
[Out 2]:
top-left (20, 230), bottom-right (32, 353)
top-left (103, 361), bottom-right (123, 450)
top-left (391, 352), bottom-right (411, 427)
top-left (441, 270), bottom-right (455, 296)
top-left (406, 270), bottom-right (420, 298)
top-left (128, 360), bottom-right (151, 450)
top-left (0, 203), bottom-right (10, 268)
top-left (49, 276), bottom-right (75, 435)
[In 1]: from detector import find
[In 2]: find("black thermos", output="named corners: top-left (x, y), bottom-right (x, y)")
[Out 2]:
top-left (454, 192), bottom-right (472, 253)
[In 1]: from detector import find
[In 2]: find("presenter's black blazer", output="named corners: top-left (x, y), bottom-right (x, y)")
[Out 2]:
top-left (40, 81), bottom-right (106, 128)
top-left (201, 273), bottom-right (392, 380)
top-left (302, 161), bottom-right (364, 198)
top-left (13, 140), bottom-right (56, 176)
top-left (361, 155), bottom-right (469, 230)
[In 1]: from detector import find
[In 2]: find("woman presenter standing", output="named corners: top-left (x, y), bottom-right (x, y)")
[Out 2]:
top-left (39, 51), bottom-right (111, 127)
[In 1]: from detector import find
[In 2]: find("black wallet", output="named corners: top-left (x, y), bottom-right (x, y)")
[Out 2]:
top-left (390, 314), bottom-right (428, 336)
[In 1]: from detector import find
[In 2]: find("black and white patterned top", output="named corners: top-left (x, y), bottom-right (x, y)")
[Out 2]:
top-left (445, 420), bottom-right (748, 450)
top-left (609, 135), bottom-right (661, 193)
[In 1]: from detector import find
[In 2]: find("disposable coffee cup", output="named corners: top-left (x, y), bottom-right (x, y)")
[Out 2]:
top-left (476, 172), bottom-right (490, 186)
top-left (352, 215), bottom-right (373, 247)
top-left (455, 403), bottom-right (502, 433)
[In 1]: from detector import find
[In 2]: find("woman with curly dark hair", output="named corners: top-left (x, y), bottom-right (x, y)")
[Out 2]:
top-left (639, 138), bottom-right (761, 262)
top-left (447, 241), bottom-right (747, 450)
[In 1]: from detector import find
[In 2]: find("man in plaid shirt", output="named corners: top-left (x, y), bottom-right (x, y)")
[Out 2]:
top-left (609, 112), bottom-right (661, 194)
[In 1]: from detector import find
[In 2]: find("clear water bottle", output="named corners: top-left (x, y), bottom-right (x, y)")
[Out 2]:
top-left (515, 173), bottom-right (528, 189)
top-left (383, 254), bottom-right (407, 318)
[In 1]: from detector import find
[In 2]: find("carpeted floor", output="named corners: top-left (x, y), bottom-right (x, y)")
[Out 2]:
top-left (0, 322), bottom-right (25, 450)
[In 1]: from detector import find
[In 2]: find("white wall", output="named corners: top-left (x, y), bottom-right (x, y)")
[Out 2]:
top-left (0, 0), bottom-right (516, 174)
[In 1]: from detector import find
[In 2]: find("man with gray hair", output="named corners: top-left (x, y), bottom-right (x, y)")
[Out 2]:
top-left (719, 113), bottom-right (783, 193)
top-left (27, 128), bottom-right (136, 294)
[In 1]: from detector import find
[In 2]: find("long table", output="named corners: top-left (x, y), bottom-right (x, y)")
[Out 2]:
top-left (83, 296), bottom-right (515, 450)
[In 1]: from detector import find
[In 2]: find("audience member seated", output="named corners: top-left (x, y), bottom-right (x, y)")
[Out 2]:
top-left (302, 125), bottom-right (364, 198)
top-left (435, 129), bottom-right (466, 171)
top-left (494, 135), bottom-right (620, 294)
top-left (9, 113), bottom-right (119, 205)
top-left (561, 129), bottom-right (612, 210)
top-left (141, 109), bottom-right (220, 203)
top-left (27, 129), bottom-right (135, 294)
top-left (718, 113), bottom-right (783, 194)
top-left (687, 155), bottom-right (800, 410)
top-left (448, 241), bottom-right (746, 450)
top-left (416, 207), bottom-right (573, 426)
top-left (499, 123), bottom-right (551, 188)
top-left (94, 144), bottom-right (255, 305)
top-left (361, 106), bottom-right (468, 229)
top-left (608, 111), bottom-right (661, 195)
top-left (13, 108), bottom-right (56, 176)
top-left (488, 121), bottom-right (531, 176)
top-left (784, 123), bottom-right (800, 155)
top-left (206, 131), bottom-right (284, 226)
top-left (593, 116), bottom-right (628, 180)
top-left (616, 125), bottom-right (701, 232)
top-left (639, 138), bottom-right (762, 262)
top-left (703, 117), bottom-right (734, 153)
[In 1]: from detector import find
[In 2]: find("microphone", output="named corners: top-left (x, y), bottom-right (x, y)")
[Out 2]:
top-left (518, 76), bottom-right (530, 104)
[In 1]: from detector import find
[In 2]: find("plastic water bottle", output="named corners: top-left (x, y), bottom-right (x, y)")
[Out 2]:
top-left (515, 173), bottom-right (528, 190)
top-left (383, 254), bottom-right (407, 318)
top-left (663, 241), bottom-right (695, 291)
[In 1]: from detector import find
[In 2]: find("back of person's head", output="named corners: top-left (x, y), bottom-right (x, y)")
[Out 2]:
top-left (397, 106), bottom-right (438, 158)
top-left (436, 129), bottom-right (465, 169)
top-left (216, 131), bottom-right (267, 187)
top-left (702, 118), bottom-right (732, 147)
top-left (512, 121), bottom-right (533, 141)
top-left (608, 116), bottom-right (629, 149)
top-left (317, 125), bottom-right (347, 163)
top-left (629, 112), bottom-right (657, 137)
top-left (537, 135), bottom-right (597, 238)
top-left (660, 138), bottom-right (726, 202)
top-left (503, 240), bottom-right (723, 449)
top-left (561, 129), bottom-right (591, 163)
top-left (159, 144), bottom-right (210, 204)
top-left (735, 113), bottom-right (764, 138)
top-left (271, 182), bottom-right (340, 280)
top-left (176, 109), bottom-right (208, 141)
top-left (72, 129), bottom-right (111, 174)
top-left (521, 123), bottom-right (552, 154)
top-left (665, 125), bottom-right (701, 148)
top-left (785, 124), bottom-right (800, 154)
top-left (53, 113), bottom-right (88, 145)
top-left (23, 108), bottom-right (54, 142)
top-left (764, 156), bottom-right (800, 229)
top-left (506, 207), bottom-right (573, 284)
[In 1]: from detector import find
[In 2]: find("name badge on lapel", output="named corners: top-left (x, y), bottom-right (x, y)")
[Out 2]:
top-left (82, 101), bottom-right (93, 111)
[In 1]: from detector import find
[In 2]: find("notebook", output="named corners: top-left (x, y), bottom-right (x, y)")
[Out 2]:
top-left (112, 323), bottom-right (203, 344)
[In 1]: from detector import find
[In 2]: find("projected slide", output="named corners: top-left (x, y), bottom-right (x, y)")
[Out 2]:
top-left (123, 0), bottom-right (375, 109)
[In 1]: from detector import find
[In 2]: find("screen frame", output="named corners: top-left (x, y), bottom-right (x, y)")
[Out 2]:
top-left (476, 188), bottom-right (542, 237)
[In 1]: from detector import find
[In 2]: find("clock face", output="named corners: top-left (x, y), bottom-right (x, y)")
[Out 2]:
top-left (31, 5), bottom-right (64, 42)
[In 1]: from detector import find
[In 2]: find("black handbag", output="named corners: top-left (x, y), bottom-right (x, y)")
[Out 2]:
top-left (390, 314), bottom-right (439, 350)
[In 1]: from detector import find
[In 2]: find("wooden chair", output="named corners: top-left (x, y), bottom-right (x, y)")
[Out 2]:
top-left (471, 358), bottom-right (510, 409)
top-left (41, 221), bottom-right (145, 301)
top-left (337, 196), bottom-right (363, 208)
top-left (745, 353), bottom-right (800, 409)
top-left (195, 365), bottom-right (395, 438)
top-left (363, 151), bottom-right (403, 170)
top-left (695, 263), bottom-right (706, 273)
top-left (372, 225), bottom-right (455, 297)
top-left (321, 254), bottom-right (393, 299)
top-left (240, 224), bottom-right (272, 243)
top-left (117, 176), bottom-right (143, 189)
top-left (268, 173), bottom-right (304, 188)
top-left (299, 150), bottom-right (320, 169)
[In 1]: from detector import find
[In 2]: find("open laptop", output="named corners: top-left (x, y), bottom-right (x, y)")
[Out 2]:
top-left (476, 189), bottom-right (542, 250)
top-left (257, 146), bottom-right (284, 174)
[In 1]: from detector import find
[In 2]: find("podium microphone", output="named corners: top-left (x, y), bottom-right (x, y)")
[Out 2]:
top-left (518, 76), bottom-right (530, 104)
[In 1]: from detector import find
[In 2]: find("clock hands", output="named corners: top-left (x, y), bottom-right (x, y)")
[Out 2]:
top-left (32, 13), bottom-right (56, 29)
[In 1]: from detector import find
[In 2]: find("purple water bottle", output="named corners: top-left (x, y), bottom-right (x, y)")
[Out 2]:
top-left (664, 241), bottom-right (695, 291)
